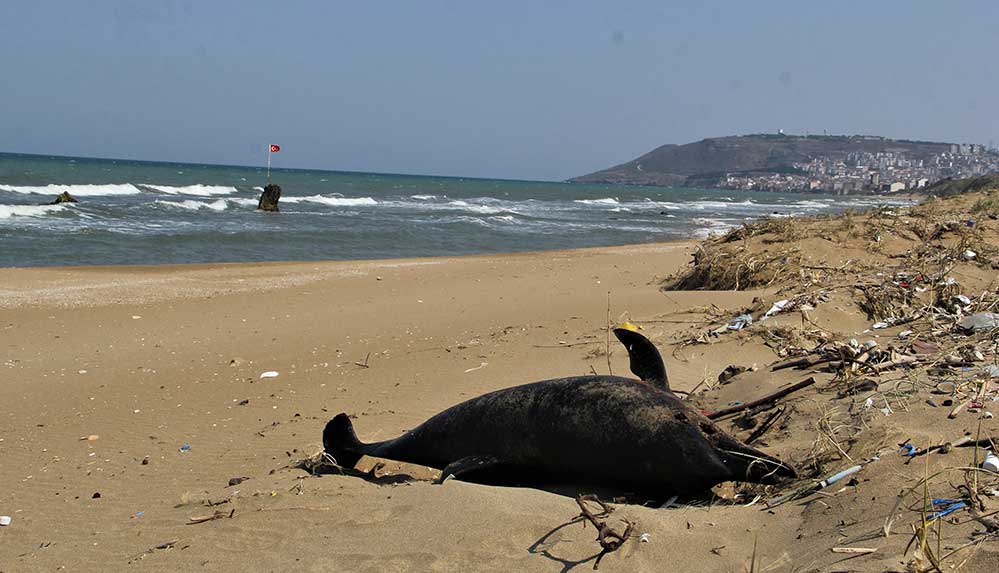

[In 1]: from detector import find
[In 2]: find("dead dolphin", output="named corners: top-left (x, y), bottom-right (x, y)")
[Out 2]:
top-left (323, 328), bottom-right (796, 495)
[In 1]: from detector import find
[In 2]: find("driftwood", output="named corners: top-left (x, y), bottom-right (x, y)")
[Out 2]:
top-left (575, 495), bottom-right (633, 570)
top-left (745, 407), bottom-right (786, 445)
top-left (188, 509), bottom-right (234, 524)
top-left (706, 377), bottom-right (817, 420)
top-left (771, 355), bottom-right (830, 371)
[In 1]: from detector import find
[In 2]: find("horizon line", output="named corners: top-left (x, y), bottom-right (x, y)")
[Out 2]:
top-left (0, 150), bottom-right (564, 186)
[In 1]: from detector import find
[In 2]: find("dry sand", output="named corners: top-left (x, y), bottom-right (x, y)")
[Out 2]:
top-left (2, 190), bottom-right (999, 571)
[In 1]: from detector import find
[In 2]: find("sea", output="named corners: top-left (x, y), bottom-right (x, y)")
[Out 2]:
top-left (0, 153), bottom-right (909, 268)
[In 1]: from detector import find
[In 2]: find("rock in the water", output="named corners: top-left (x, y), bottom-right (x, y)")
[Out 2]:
top-left (50, 191), bottom-right (78, 204)
top-left (257, 184), bottom-right (281, 212)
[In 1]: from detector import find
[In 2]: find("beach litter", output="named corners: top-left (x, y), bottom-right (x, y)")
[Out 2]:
top-left (983, 450), bottom-right (999, 473)
top-left (767, 464), bottom-right (863, 508)
top-left (0, 516), bottom-right (11, 526)
top-left (259, 370), bottom-right (280, 379)
top-left (761, 299), bottom-right (791, 320)
top-left (188, 509), bottom-right (234, 525)
top-left (728, 313), bottom-right (753, 330)
top-left (927, 499), bottom-right (967, 522)
top-left (957, 313), bottom-right (999, 333)
top-left (128, 539), bottom-right (179, 564)
top-left (717, 365), bottom-right (749, 384)
top-left (179, 444), bottom-right (191, 453)
top-left (831, 547), bottom-right (877, 555)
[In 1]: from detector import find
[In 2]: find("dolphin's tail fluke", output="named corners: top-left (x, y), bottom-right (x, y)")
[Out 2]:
top-left (323, 413), bottom-right (364, 469)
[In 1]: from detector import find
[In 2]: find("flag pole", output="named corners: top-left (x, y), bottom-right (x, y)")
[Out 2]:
top-left (266, 145), bottom-right (272, 186)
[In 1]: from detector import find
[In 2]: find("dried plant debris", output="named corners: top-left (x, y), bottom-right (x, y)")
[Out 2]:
top-left (665, 245), bottom-right (803, 291)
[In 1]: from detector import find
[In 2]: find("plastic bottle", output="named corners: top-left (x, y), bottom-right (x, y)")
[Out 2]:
top-left (983, 450), bottom-right (999, 473)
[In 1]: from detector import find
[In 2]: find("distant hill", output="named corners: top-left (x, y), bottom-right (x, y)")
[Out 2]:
top-left (571, 134), bottom-right (952, 189)
top-left (917, 174), bottom-right (999, 197)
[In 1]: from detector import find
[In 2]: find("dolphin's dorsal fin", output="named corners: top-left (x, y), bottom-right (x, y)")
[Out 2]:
top-left (613, 326), bottom-right (670, 391)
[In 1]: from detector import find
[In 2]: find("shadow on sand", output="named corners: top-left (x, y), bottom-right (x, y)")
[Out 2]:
top-left (527, 516), bottom-right (602, 572)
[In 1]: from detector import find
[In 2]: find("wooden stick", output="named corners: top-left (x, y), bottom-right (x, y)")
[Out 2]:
top-left (706, 377), bottom-right (817, 420)
top-left (575, 495), bottom-right (632, 570)
top-left (187, 509), bottom-right (234, 524)
top-left (771, 355), bottom-right (827, 371)
top-left (745, 407), bottom-right (785, 445)
top-left (354, 353), bottom-right (371, 368)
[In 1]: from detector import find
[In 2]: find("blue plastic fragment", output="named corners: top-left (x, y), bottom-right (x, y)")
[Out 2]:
top-left (179, 444), bottom-right (191, 452)
top-left (927, 501), bottom-right (965, 521)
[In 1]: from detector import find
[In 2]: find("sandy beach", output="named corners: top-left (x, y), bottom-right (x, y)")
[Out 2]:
top-left (2, 189), bottom-right (999, 571)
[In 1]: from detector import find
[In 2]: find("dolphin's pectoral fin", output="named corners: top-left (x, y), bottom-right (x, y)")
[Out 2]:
top-left (434, 455), bottom-right (504, 484)
top-left (613, 327), bottom-right (670, 391)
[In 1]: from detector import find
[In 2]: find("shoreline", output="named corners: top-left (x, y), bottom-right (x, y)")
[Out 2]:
top-left (0, 240), bottom-right (696, 309)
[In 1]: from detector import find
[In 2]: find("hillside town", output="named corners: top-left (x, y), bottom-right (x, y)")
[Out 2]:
top-left (722, 142), bottom-right (999, 194)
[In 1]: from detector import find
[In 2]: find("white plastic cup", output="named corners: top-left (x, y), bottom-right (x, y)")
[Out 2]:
top-left (983, 450), bottom-right (999, 473)
top-left (0, 516), bottom-right (11, 526)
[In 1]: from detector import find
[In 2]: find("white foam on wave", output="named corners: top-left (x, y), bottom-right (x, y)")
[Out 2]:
top-left (574, 197), bottom-right (619, 205)
top-left (154, 198), bottom-right (255, 211)
top-left (688, 199), bottom-right (758, 210)
top-left (792, 200), bottom-right (832, 209)
top-left (443, 200), bottom-right (512, 215)
top-left (490, 215), bottom-right (517, 223)
top-left (282, 195), bottom-right (378, 207)
top-left (411, 194), bottom-right (440, 200)
top-left (641, 201), bottom-right (682, 210)
top-left (0, 183), bottom-right (142, 196)
top-left (690, 217), bottom-right (739, 238)
top-left (144, 184), bottom-right (239, 196)
top-left (0, 203), bottom-right (67, 219)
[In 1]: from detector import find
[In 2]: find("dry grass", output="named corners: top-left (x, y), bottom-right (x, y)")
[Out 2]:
top-left (664, 245), bottom-right (803, 291)
top-left (857, 284), bottom-right (914, 321)
top-left (719, 217), bottom-right (802, 244)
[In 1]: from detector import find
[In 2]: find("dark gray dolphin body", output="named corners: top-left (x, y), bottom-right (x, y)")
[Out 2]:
top-left (323, 330), bottom-right (795, 496)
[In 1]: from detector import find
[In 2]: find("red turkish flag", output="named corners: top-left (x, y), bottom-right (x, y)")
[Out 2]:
top-left (269, 144), bottom-right (280, 153)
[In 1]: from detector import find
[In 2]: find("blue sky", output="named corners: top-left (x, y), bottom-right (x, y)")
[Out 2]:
top-left (2, 1), bottom-right (997, 180)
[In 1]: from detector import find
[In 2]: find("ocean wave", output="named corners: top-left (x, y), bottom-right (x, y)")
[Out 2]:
top-left (282, 195), bottom-right (378, 206)
top-left (0, 183), bottom-right (142, 196)
top-left (143, 184), bottom-right (239, 196)
top-left (792, 200), bottom-right (833, 209)
top-left (154, 198), bottom-right (255, 211)
top-left (574, 197), bottom-right (619, 205)
top-left (690, 217), bottom-right (739, 238)
top-left (442, 200), bottom-right (511, 214)
top-left (410, 194), bottom-right (441, 200)
top-left (688, 200), bottom-right (758, 210)
top-left (0, 203), bottom-right (67, 219)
